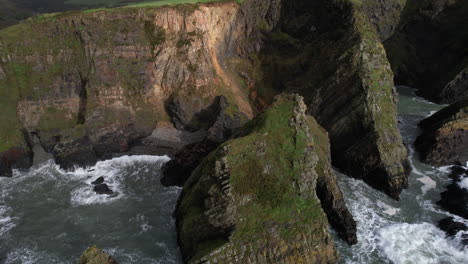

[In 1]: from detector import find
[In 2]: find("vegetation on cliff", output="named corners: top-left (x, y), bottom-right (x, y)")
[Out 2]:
top-left (176, 94), bottom-right (355, 263)
top-left (233, 0), bottom-right (410, 199)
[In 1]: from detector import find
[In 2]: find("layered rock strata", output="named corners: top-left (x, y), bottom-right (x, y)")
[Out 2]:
top-left (415, 99), bottom-right (468, 166)
top-left (175, 94), bottom-right (356, 263)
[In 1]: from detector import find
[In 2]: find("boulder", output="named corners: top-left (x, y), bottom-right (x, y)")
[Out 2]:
top-left (175, 94), bottom-right (355, 263)
top-left (93, 184), bottom-right (114, 195)
top-left (0, 146), bottom-right (32, 177)
top-left (415, 99), bottom-right (468, 166)
top-left (437, 166), bottom-right (468, 218)
top-left (437, 217), bottom-right (468, 246)
top-left (78, 246), bottom-right (117, 264)
top-left (91, 177), bottom-right (104, 185)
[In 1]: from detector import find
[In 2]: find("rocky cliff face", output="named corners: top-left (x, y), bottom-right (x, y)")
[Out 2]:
top-left (236, 0), bottom-right (410, 199)
top-left (385, 0), bottom-right (468, 103)
top-left (415, 99), bottom-right (468, 166)
top-left (0, 0), bottom-right (282, 173)
top-left (361, 0), bottom-right (407, 41)
top-left (176, 94), bottom-right (356, 263)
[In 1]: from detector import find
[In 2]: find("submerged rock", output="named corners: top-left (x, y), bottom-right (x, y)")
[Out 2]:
top-left (93, 184), bottom-right (114, 195)
top-left (175, 94), bottom-right (355, 263)
top-left (78, 246), bottom-right (117, 264)
top-left (437, 217), bottom-right (468, 246)
top-left (415, 99), bottom-right (468, 166)
top-left (91, 177), bottom-right (104, 185)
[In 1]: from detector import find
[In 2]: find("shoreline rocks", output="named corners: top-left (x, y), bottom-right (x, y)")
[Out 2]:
top-left (415, 99), bottom-right (468, 166)
top-left (78, 246), bottom-right (118, 264)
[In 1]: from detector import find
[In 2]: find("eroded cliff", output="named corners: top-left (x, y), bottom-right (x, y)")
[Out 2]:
top-left (176, 94), bottom-right (355, 263)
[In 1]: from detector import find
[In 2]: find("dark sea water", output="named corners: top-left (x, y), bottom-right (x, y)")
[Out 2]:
top-left (0, 87), bottom-right (466, 263)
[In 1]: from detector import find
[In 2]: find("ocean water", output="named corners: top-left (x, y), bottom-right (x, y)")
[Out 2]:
top-left (0, 86), bottom-right (467, 263)
top-left (334, 86), bottom-right (468, 263)
top-left (0, 155), bottom-right (182, 264)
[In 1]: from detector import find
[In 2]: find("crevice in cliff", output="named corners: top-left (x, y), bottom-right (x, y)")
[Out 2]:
top-left (77, 74), bottom-right (88, 125)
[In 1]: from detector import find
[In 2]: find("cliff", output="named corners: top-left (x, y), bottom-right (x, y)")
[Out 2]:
top-left (385, 0), bottom-right (468, 103)
top-left (415, 99), bottom-right (468, 166)
top-left (175, 94), bottom-right (356, 263)
top-left (0, 0), bottom-right (282, 172)
top-left (233, 0), bottom-right (410, 199)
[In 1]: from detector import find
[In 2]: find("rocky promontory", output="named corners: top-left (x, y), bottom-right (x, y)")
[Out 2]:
top-left (415, 99), bottom-right (468, 166)
top-left (175, 94), bottom-right (356, 263)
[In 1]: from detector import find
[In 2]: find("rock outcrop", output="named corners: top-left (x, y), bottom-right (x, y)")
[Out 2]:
top-left (385, 0), bottom-right (468, 103)
top-left (361, 0), bottom-right (407, 41)
top-left (438, 217), bottom-right (468, 246)
top-left (78, 246), bottom-right (118, 264)
top-left (238, 0), bottom-right (409, 199)
top-left (175, 94), bottom-right (356, 263)
top-left (415, 99), bottom-right (468, 166)
top-left (437, 165), bottom-right (468, 219)
top-left (161, 96), bottom-right (247, 186)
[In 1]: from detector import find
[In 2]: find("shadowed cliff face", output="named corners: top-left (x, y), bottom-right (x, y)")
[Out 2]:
top-left (385, 0), bottom-right (468, 103)
top-left (176, 94), bottom-right (355, 263)
top-left (237, 0), bottom-right (410, 199)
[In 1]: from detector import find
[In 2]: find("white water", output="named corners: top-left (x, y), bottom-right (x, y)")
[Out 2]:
top-left (0, 155), bottom-right (182, 263)
top-left (334, 87), bottom-right (468, 264)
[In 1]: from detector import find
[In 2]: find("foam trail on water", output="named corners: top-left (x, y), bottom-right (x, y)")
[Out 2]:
top-left (0, 205), bottom-right (16, 237)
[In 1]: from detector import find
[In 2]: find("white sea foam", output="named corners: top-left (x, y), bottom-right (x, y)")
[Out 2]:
top-left (417, 176), bottom-right (437, 194)
top-left (66, 155), bottom-right (170, 206)
top-left (4, 247), bottom-right (63, 264)
top-left (0, 205), bottom-right (16, 236)
top-left (377, 223), bottom-right (468, 264)
top-left (458, 177), bottom-right (468, 189)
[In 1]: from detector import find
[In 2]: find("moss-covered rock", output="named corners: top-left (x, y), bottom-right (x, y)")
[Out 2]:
top-left (241, 0), bottom-right (409, 199)
top-left (176, 94), bottom-right (355, 263)
top-left (415, 99), bottom-right (468, 166)
top-left (385, 0), bottom-right (468, 103)
top-left (78, 246), bottom-right (118, 264)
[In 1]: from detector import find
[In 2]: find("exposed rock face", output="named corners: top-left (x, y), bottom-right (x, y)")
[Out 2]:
top-left (361, 0), bottom-right (407, 41)
top-left (0, 146), bottom-right (32, 177)
top-left (161, 96), bottom-right (247, 186)
top-left (242, 0), bottom-right (409, 199)
top-left (176, 94), bottom-right (356, 263)
top-left (415, 99), bottom-right (468, 166)
top-left (0, 0), bottom-right (283, 172)
top-left (79, 246), bottom-right (118, 264)
top-left (385, 0), bottom-right (468, 103)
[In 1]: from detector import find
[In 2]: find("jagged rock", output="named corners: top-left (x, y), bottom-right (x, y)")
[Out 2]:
top-left (438, 217), bottom-right (468, 246)
top-left (437, 166), bottom-right (468, 218)
top-left (93, 184), bottom-right (114, 195)
top-left (360, 0), bottom-right (406, 41)
top-left (415, 99), bottom-right (468, 166)
top-left (176, 94), bottom-right (355, 263)
top-left (0, 146), bottom-right (32, 177)
top-left (385, 0), bottom-right (468, 103)
top-left (52, 135), bottom-right (98, 170)
top-left (78, 246), bottom-right (118, 264)
top-left (91, 177), bottom-right (104, 185)
top-left (161, 96), bottom-right (247, 187)
top-left (247, 0), bottom-right (409, 199)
